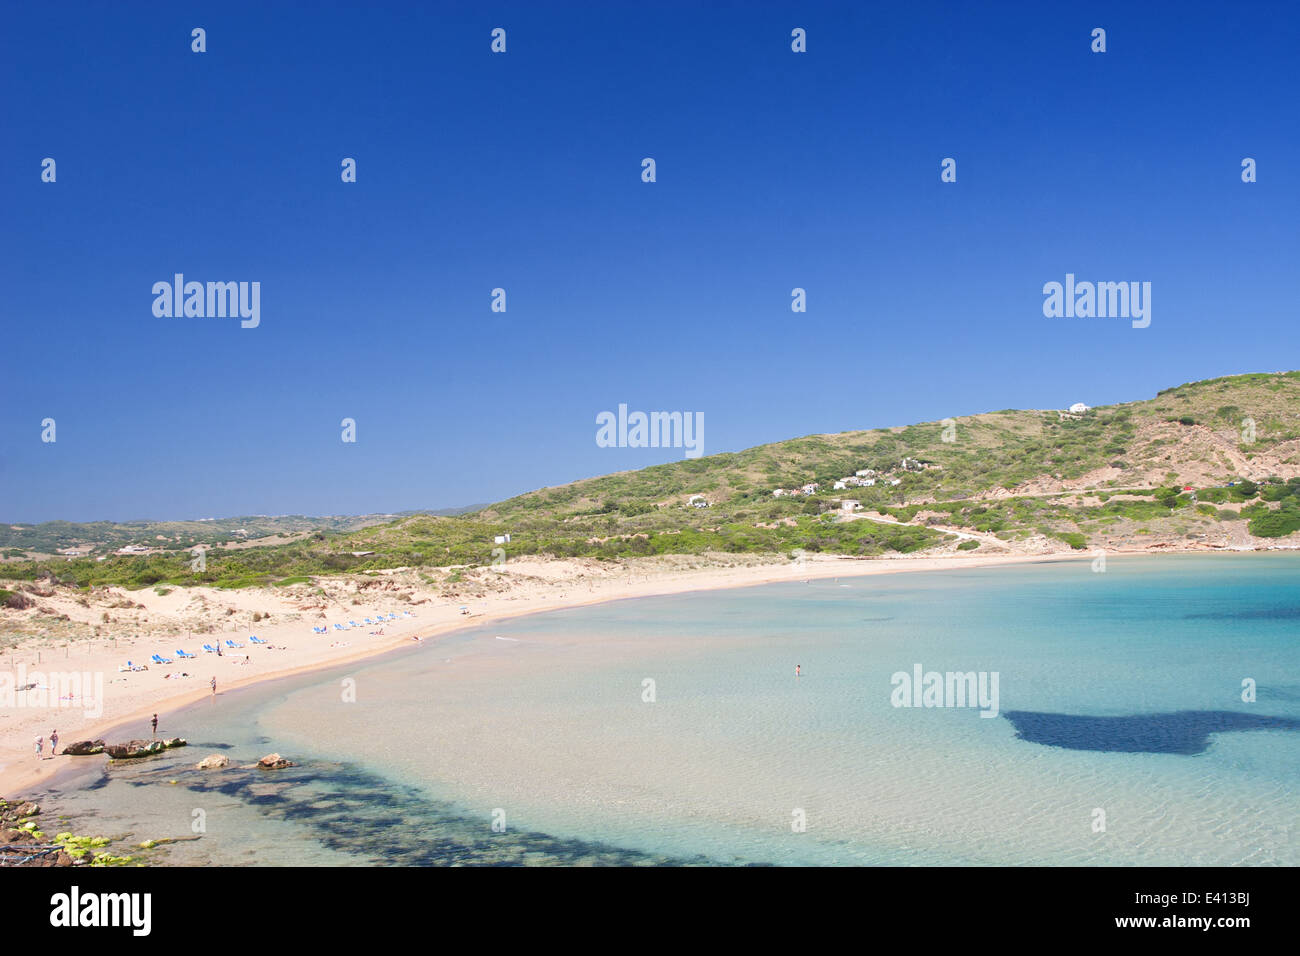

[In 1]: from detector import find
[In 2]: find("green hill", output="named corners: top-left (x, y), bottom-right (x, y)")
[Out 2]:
top-left (5, 371), bottom-right (1300, 591)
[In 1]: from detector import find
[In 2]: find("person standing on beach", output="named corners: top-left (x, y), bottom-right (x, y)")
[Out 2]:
top-left (150, 714), bottom-right (158, 737)
top-left (50, 729), bottom-right (58, 755)
top-left (210, 676), bottom-right (217, 697)
top-left (35, 736), bottom-right (43, 758)
top-left (795, 664), bottom-right (802, 677)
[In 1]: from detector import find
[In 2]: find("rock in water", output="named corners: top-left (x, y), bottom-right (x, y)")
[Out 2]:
top-left (105, 739), bottom-right (167, 759)
top-left (195, 754), bottom-right (230, 770)
top-left (61, 740), bottom-right (105, 756)
top-left (257, 753), bottom-right (296, 770)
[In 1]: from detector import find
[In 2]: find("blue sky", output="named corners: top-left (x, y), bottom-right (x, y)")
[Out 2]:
top-left (2, 1), bottom-right (1297, 522)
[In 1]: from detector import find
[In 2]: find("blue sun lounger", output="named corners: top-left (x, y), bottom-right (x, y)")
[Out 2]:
top-left (202, 644), bottom-right (218, 654)
top-left (151, 653), bottom-right (172, 665)
top-left (176, 649), bottom-right (196, 659)
top-left (250, 635), bottom-right (268, 644)
top-left (225, 639), bottom-right (244, 649)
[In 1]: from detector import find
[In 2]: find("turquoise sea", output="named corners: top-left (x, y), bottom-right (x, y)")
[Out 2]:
top-left (39, 554), bottom-right (1300, 865)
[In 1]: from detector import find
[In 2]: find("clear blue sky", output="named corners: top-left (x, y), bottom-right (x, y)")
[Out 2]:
top-left (2, 1), bottom-right (1297, 523)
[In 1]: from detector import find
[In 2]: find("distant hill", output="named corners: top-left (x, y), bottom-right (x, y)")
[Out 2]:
top-left (4, 372), bottom-right (1299, 590)
top-left (0, 507), bottom-right (487, 560)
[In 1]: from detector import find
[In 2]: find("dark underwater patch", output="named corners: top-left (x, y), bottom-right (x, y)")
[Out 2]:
top-left (1003, 709), bottom-right (1300, 755)
top-left (139, 758), bottom-right (739, 865)
top-left (1185, 606), bottom-right (1300, 621)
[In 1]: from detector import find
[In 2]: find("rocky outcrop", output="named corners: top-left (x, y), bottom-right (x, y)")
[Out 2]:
top-left (61, 740), bottom-right (105, 756)
top-left (195, 754), bottom-right (229, 770)
top-left (104, 737), bottom-right (188, 760)
top-left (0, 800), bottom-right (74, 867)
top-left (105, 739), bottom-right (165, 759)
top-left (257, 753), bottom-right (296, 770)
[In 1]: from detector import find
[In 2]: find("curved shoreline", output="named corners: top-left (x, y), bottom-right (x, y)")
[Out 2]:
top-left (0, 547), bottom-right (1230, 798)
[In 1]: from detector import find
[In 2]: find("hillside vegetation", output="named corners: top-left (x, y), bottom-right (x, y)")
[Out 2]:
top-left (5, 371), bottom-right (1300, 591)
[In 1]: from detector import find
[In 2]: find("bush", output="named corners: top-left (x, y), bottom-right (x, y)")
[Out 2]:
top-left (1248, 506), bottom-right (1300, 538)
top-left (1, 589), bottom-right (35, 610)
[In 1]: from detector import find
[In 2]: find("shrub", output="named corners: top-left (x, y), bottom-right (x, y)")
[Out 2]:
top-left (1, 589), bottom-right (35, 610)
top-left (1248, 507), bottom-right (1300, 538)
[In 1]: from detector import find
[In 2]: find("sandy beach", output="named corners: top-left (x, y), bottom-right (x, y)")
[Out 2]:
top-left (0, 545), bottom-right (1221, 798)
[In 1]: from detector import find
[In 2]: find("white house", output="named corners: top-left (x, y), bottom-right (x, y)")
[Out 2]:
top-left (861, 478), bottom-right (876, 487)
top-left (494, 534), bottom-right (511, 544)
top-left (801, 482), bottom-right (820, 494)
top-left (833, 479), bottom-right (848, 490)
top-left (772, 489), bottom-right (788, 498)
top-left (688, 495), bottom-right (709, 508)
top-left (841, 500), bottom-right (862, 512)
top-left (889, 478), bottom-right (902, 486)
top-left (1069, 402), bottom-right (1090, 415)
top-left (855, 469), bottom-right (875, 477)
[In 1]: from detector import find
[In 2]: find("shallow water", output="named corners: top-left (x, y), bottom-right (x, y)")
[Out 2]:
top-left (41, 554), bottom-right (1300, 865)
